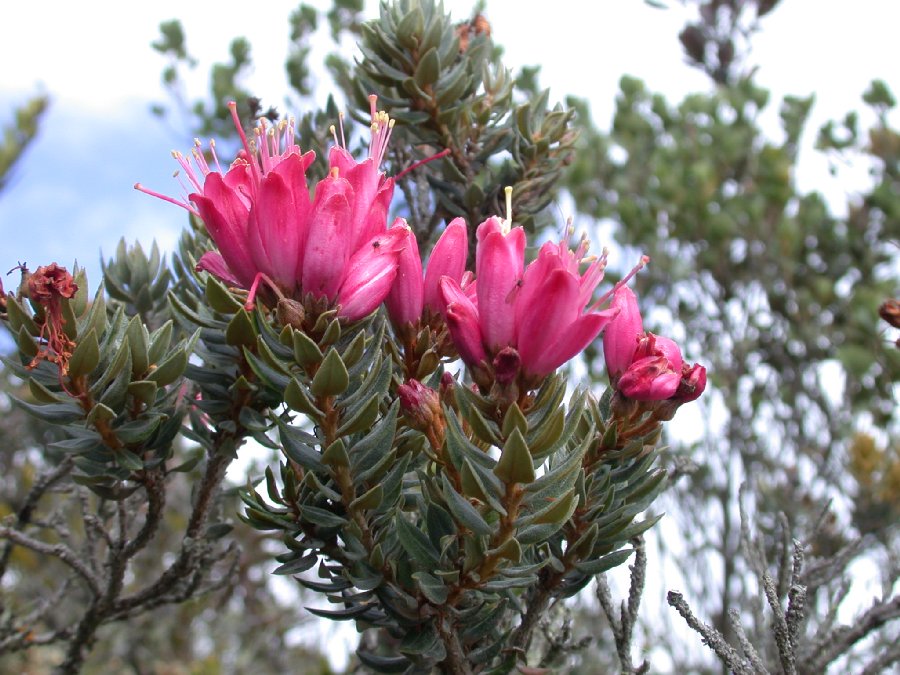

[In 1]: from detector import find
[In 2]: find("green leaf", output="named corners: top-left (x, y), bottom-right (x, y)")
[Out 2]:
top-left (441, 474), bottom-right (492, 535)
top-left (574, 548), bottom-right (634, 575)
top-left (146, 344), bottom-right (188, 387)
top-left (299, 505), bottom-right (348, 528)
top-left (292, 329), bottom-right (324, 366)
top-left (225, 308), bottom-right (257, 347)
top-left (16, 326), bottom-right (37, 358)
top-left (284, 377), bottom-right (324, 419)
top-left (205, 275), bottom-right (243, 313)
top-left (321, 439), bottom-right (350, 468)
top-left (350, 483), bottom-right (383, 511)
top-left (355, 650), bottom-right (409, 673)
top-left (396, 515), bottom-right (440, 566)
top-left (305, 603), bottom-right (373, 620)
top-left (494, 429), bottom-right (535, 485)
top-left (13, 398), bottom-right (84, 424)
top-left (278, 440), bottom-right (323, 476)
top-left (125, 316), bottom-right (150, 376)
top-left (5, 296), bottom-right (39, 336)
top-left (337, 395), bottom-right (380, 436)
top-left (414, 46), bottom-right (440, 87)
top-left (115, 449), bottom-right (144, 472)
top-left (412, 571), bottom-right (449, 604)
top-left (527, 405), bottom-right (565, 457)
top-left (68, 328), bottom-right (100, 378)
top-left (86, 402), bottom-right (116, 426)
top-left (28, 378), bottom-right (66, 404)
top-left (489, 537), bottom-right (522, 564)
top-left (311, 348), bottom-right (349, 397)
top-left (529, 489), bottom-right (578, 526)
top-left (501, 402), bottom-right (528, 438)
top-left (127, 380), bottom-right (158, 407)
top-left (116, 415), bottom-right (164, 444)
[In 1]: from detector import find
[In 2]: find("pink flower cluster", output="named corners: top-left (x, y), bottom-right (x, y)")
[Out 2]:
top-left (137, 97), bottom-right (406, 321)
top-left (140, 98), bottom-right (705, 401)
top-left (424, 216), bottom-right (619, 388)
top-left (603, 287), bottom-right (706, 402)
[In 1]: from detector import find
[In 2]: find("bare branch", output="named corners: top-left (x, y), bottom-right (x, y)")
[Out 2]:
top-left (667, 590), bottom-right (755, 675)
top-left (0, 526), bottom-right (103, 597)
top-left (802, 594), bottom-right (900, 673)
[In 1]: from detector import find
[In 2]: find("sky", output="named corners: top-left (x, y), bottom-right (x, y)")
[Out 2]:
top-left (1, 0), bottom-right (898, 668)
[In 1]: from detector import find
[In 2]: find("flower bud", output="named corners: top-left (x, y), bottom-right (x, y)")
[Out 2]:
top-left (276, 298), bottom-right (306, 330)
top-left (674, 363), bottom-right (707, 402)
top-left (398, 379), bottom-right (442, 431)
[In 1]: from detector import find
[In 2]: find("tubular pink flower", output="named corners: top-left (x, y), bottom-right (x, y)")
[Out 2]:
top-left (439, 218), bottom-right (617, 386)
top-left (384, 225), bottom-right (424, 328)
top-left (441, 277), bottom-right (487, 368)
top-left (634, 333), bottom-right (683, 373)
top-left (604, 289), bottom-right (707, 403)
top-left (386, 217), bottom-right (469, 331)
top-left (603, 286), bottom-right (644, 380)
top-left (422, 217), bottom-right (468, 315)
top-left (137, 98), bottom-right (402, 320)
top-left (618, 355), bottom-right (681, 401)
top-left (475, 217), bottom-right (526, 349)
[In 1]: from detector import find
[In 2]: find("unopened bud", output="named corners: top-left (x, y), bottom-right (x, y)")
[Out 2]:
top-left (879, 299), bottom-right (900, 328)
top-left (674, 363), bottom-right (707, 403)
top-left (276, 298), bottom-right (305, 330)
top-left (398, 379), bottom-right (442, 431)
top-left (492, 346), bottom-right (521, 386)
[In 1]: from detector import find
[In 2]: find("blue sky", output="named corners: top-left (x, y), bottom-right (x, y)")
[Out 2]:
top-left (1, 1), bottom-right (896, 297)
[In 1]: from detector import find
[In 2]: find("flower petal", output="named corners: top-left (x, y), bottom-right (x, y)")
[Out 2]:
top-left (247, 169), bottom-right (303, 289)
top-left (603, 286), bottom-right (644, 379)
top-left (618, 355), bottom-right (680, 401)
top-left (337, 222), bottom-right (408, 322)
top-left (196, 251), bottom-right (242, 287)
top-left (527, 308), bottom-right (618, 379)
top-left (384, 223), bottom-right (424, 327)
top-left (191, 173), bottom-right (255, 287)
top-left (440, 277), bottom-right (487, 368)
top-left (475, 225), bottom-right (525, 350)
top-left (302, 175), bottom-right (352, 300)
top-left (423, 217), bottom-right (468, 314)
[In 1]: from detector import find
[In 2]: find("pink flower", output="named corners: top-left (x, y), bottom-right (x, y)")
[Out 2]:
top-left (603, 287), bottom-right (706, 402)
top-left (136, 97), bottom-right (404, 321)
top-left (385, 217), bottom-right (468, 329)
top-left (439, 217), bottom-right (618, 387)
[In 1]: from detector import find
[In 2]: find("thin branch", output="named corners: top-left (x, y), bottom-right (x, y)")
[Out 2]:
top-left (0, 526), bottom-right (103, 597)
top-left (802, 594), bottom-right (900, 673)
top-left (0, 455), bottom-right (74, 581)
top-left (667, 590), bottom-right (754, 675)
top-left (727, 609), bottom-right (768, 675)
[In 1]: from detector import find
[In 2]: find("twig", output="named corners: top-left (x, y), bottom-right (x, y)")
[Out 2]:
top-left (667, 590), bottom-right (754, 675)
top-left (802, 594), bottom-right (900, 673)
top-left (0, 526), bottom-right (102, 597)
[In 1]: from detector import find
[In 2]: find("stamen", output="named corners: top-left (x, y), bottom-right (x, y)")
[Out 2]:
top-left (501, 186), bottom-right (513, 234)
top-left (591, 254), bottom-right (649, 310)
top-left (133, 184), bottom-right (199, 216)
top-left (209, 139), bottom-right (222, 173)
top-left (330, 124), bottom-right (339, 146)
top-left (243, 272), bottom-right (287, 311)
